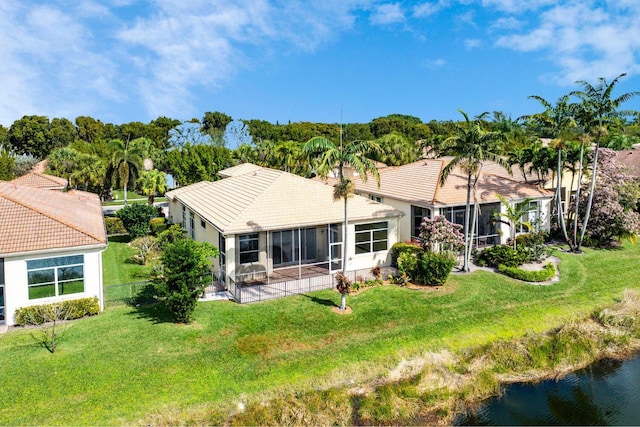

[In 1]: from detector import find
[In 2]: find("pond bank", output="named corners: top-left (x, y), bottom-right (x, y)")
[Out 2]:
top-left (194, 289), bottom-right (640, 426)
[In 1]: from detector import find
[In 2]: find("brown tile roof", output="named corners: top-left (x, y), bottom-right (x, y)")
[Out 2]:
top-left (350, 158), bottom-right (552, 207)
top-left (0, 182), bottom-right (107, 256)
top-left (11, 172), bottom-right (68, 189)
top-left (167, 165), bottom-right (403, 234)
top-left (613, 150), bottom-right (640, 178)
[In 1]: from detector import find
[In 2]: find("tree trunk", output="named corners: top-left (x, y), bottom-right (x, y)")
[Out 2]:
top-left (463, 174), bottom-right (472, 272)
top-left (572, 142), bottom-right (585, 249)
top-left (556, 147), bottom-right (571, 246)
top-left (578, 138), bottom-right (598, 252)
top-left (123, 183), bottom-right (128, 206)
top-left (340, 293), bottom-right (346, 311)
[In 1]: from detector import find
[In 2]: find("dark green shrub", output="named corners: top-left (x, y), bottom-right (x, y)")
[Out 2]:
top-left (116, 203), bottom-right (157, 238)
top-left (104, 217), bottom-right (127, 235)
top-left (476, 245), bottom-right (528, 268)
top-left (14, 297), bottom-right (100, 326)
top-left (149, 216), bottom-right (167, 236)
top-left (516, 232), bottom-right (552, 262)
top-left (157, 224), bottom-right (186, 249)
top-left (390, 241), bottom-right (422, 267)
top-left (414, 252), bottom-right (456, 286)
top-left (497, 262), bottom-right (556, 282)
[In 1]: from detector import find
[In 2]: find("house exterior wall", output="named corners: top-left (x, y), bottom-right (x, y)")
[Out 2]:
top-left (357, 192), bottom-right (414, 244)
top-left (3, 247), bottom-right (104, 327)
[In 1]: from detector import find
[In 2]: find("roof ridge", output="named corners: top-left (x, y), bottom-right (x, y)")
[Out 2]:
top-left (0, 186), bottom-right (105, 244)
top-left (229, 168), bottom-right (284, 223)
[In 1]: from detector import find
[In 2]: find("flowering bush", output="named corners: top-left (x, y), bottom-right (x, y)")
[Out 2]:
top-left (418, 215), bottom-right (464, 254)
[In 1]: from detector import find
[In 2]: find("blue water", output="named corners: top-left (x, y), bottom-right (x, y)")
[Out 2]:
top-left (454, 354), bottom-right (640, 425)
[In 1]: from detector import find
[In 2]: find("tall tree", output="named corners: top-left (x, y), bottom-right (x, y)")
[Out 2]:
top-left (108, 138), bottom-right (146, 205)
top-left (571, 73), bottom-right (639, 251)
top-left (303, 132), bottom-right (381, 311)
top-left (0, 145), bottom-right (15, 180)
top-left (138, 169), bottom-right (169, 204)
top-left (440, 110), bottom-right (509, 272)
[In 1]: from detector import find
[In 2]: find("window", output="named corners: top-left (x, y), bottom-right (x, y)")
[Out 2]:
top-left (189, 212), bottom-right (195, 239)
top-left (272, 228), bottom-right (317, 266)
top-left (27, 255), bottom-right (84, 300)
top-left (201, 219), bottom-right (206, 229)
top-left (411, 206), bottom-right (431, 240)
top-left (239, 233), bottom-right (259, 264)
top-left (181, 206), bottom-right (186, 229)
top-left (369, 195), bottom-right (382, 203)
top-left (519, 201), bottom-right (540, 232)
top-left (355, 222), bottom-right (388, 254)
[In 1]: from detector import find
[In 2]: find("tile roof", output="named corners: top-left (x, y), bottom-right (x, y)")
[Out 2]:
top-left (613, 150), bottom-right (640, 178)
top-left (350, 158), bottom-right (552, 207)
top-left (218, 163), bottom-right (263, 178)
top-left (166, 165), bottom-right (403, 234)
top-left (0, 182), bottom-right (107, 256)
top-left (11, 172), bottom-right (67, 189)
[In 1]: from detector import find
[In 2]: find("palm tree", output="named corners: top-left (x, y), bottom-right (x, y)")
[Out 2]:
top-left (441, 110), bottom-right (509, 272)
top-left (70, 153), bottom-right (106, 193)
top-left (138, 169), bottom-right (168, 204)
top-left (47, 146), bottom-right (81, 189)
top-left (108, 138), bottom-right (146, 205)
top-left (571, 73), bottom-right (639, 251)
top-left (303, 132), bottom-right (381, 311)
top-left (495, 194), bottom-right (533, 249)
top-left (525, 95), bottom-right (578, 248)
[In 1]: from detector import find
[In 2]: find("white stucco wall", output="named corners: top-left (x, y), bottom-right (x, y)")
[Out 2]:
top-left (3, 247), bottom-right (104, 326)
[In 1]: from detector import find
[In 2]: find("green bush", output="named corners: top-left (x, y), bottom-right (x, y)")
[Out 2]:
top-left (415, 252), bottom-right (456, 286)
top-left (390, 242), bottom-right (422, 268)
top-left (476, 245), bottom-right (528, 268)
top-left (14, 297), bottom-right (100, 326)
top-left (497, 262), bottom-right (556, 282)
top-left (116, 203), bottom-right (158, 238)
top-left (104, 217), bottom-right (127, 235)
top-left (149, 217), bottom-right (167, 236)
top-left (397, 251), bottom-right (420, 277)
top-left (516, 232), bottom-right (552, 262)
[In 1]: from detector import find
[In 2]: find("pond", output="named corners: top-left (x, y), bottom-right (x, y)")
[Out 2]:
top-left (454, 353), bottom-right (640, 425)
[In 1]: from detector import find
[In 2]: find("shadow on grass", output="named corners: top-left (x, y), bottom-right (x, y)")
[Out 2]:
top-left (108, 235), bottom-right (130, 243)
top-left (299, 293), bottom-right (337, 308)
top-left (127, 301), bottom-right (175, 324)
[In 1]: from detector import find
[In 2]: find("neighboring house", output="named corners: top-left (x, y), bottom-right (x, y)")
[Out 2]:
top-left (166, 165), bottom-right (403, 303)
top-left (613, 149), bottom-right (640, 179)
top-left (0, 182), bottom-right (107, 327)
top-left (11, 172), bottom-right (68, 190)
top-left (345, 158), bottom-right (553, 245)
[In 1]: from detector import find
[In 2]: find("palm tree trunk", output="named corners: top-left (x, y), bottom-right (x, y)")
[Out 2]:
top-left (556, 147), bottom-right (570, 246)
top-left (343, 196), bottom-right (348, 275)
top-left (469, 186), bottom-right (479, 262)
top-left (578, 140), bottom-right (600, 251)
top-left (572, 142), bottom-right (585, 249)
top-left (123, 183), bottom-right (128, 206)
top-left (463, 174), bottom-right (472, 272)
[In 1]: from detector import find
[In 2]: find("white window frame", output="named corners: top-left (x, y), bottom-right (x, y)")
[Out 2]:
top-left (26, 255), bottom-right (85, 300)
top-left (239, 233), bottom-right (259, 264)
top-left (355, 222), bottom-right (388, 254)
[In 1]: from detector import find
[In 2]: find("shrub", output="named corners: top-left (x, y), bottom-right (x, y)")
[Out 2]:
top-left (104, 217), bottom-right (127, 235)
top-left (397, 251), bottom-right (420, 279)
top-left (153, 239), bottom-right (219, 323)
top-left (418, 215), bottom-right (464, 255)
top-left (415, 252), bottom-right (456, 286)
top-left (149, 217), bottom-right (167, 236)
top-left (390, 242), bottom-right (423, 268)
top-left (497, 262), bottom-right (556, 282)
top-left (116, 203), bottom-right (157, 239)
top-left (157, 224), bottom-right (186, 249)
top-left (14, 297), bottom-right (100, 326)
top-left (516, 232), bottom-right (552, 262)
top-left (130, 235), bottom-right (159, 265)
top-left (388, 273), bottom-right (410, 286)
top-left (476, 245), bottom-right (528, 268)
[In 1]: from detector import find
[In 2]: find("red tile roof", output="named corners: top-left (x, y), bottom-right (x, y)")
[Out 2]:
top-left (11, 172), bottom-right (67, 189)
top-left (0, 182), bottom-right (106, 256)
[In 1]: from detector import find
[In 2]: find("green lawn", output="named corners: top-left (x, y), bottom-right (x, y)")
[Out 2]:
top-left (1, 243), bottom-right (639, 425)
top-left (102, 235), bottom-right (154, 286)
top-left (102, 190), bottom-right (167, 206)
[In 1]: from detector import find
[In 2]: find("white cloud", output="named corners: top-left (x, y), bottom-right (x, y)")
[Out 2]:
top-left (423, 58), bottom-right (447, 68)
top-left (464, 38), bottom-right (481, 50)
top-left (370, 3), bottom-right (405, 25)
top-left (489, 16), bottom-right (523, 31)
top-left (494, 1), bottom-right (640, 84)
top-left (481, 0), bottom-right (556, 13)
top-left (413, 0), bottom-right (451, 18)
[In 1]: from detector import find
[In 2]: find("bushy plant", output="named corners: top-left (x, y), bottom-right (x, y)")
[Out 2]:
top-left (415, 252), bottom-right (456, 286)
top-left (516, 232), bottom-right (552, 263)
top-left (418, 215), bottom-right (464, 254)
top-left (390, 242), bottom-right (422, 267)
top-left (14, 297), bottom-right (100, 326)
top-left (149, 217), bottom-right (167, 236)
top-left (157, 224), bottom-right (186, 249)
top-left (497, 262), bottom-right (555, 282)
top-left (116, 203), bottom-right (158, 238)
top-left (397, 251), bottom-right (419, 278)
top-left (334, 272), bottom-right (351, 311)
top-left (476, 245), bottom-right (528, 268)
top-left (152, 239), bottom-right (218, 323)
top-left (130, 235), bottom-right (159, 265)
top-left (104, 217), bottom-right (127, 235)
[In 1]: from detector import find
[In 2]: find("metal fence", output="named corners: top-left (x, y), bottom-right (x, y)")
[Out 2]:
top-left (104, 281), bottom-right (154, 307)
top-left (228, 266), bottom-right (398, 304)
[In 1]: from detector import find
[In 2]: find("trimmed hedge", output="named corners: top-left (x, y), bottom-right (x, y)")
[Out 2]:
top-left (390, 241), bottom-right (423, 267)
top-left (497, 262), bottom-right (556, 282)
top-left (104, 217), bottom-right (127, 235)
top-left (476, 245), bottom-right (529, 268)
top-left (14, 297), bottom-right (100, 326)
top-left (149, 217), bottom-right (167, 236)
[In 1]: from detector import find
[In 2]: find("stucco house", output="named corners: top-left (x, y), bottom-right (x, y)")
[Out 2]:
top-left (166, 165), bottom-right (403, 303)
top-left (346, 158), bottom-right (553, 245)
top-left (0, 182), bottom-right (107, 327)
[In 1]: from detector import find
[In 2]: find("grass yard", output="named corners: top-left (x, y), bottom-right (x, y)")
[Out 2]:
top-left (102, 235), bottom-right (155, 286)
top-left (1, 243), bottom-right (640, 425)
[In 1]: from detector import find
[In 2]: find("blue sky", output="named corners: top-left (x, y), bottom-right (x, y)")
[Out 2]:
top-left (1, 0), bottom-right (640, 127)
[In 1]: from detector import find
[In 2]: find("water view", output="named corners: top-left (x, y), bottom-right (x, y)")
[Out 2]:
top-left (455, 353), bottom-right (640, 425)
